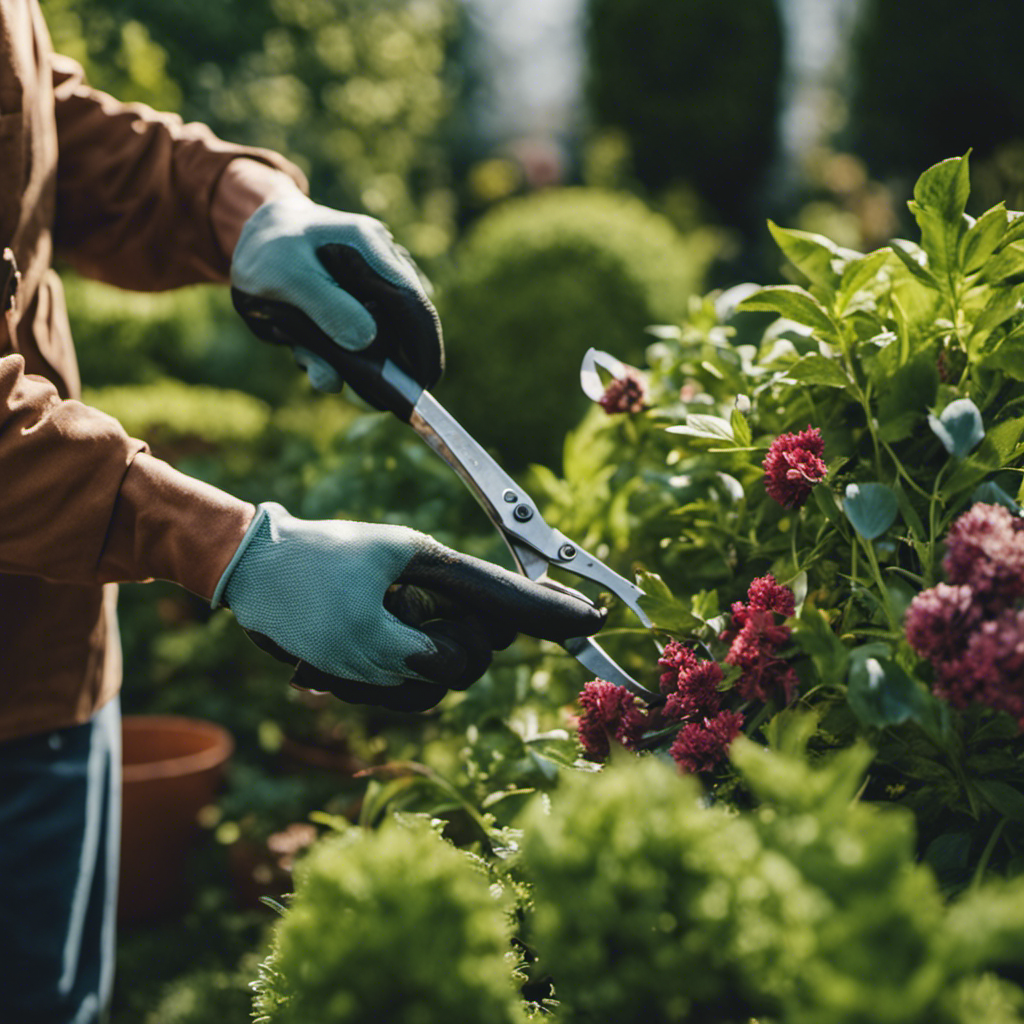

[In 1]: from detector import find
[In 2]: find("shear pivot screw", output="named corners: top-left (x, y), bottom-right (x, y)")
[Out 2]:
top-left (503, 489), bottom-right (518, 503)
top-left (513, 503), bottom-right (533, 522)
top-left (559, 543), bottom-right (577, 561)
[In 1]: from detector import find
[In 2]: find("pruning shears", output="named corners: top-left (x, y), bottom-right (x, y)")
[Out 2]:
top-left (233, 288), bottom-right (660, 703)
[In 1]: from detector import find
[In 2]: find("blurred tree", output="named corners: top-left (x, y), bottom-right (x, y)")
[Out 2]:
top-left (849, 0), bottom-right (1024, 205)
top-left (585, 0), bottom-right (784, 234)
top-left (40, 0), bottom-right (461, 260)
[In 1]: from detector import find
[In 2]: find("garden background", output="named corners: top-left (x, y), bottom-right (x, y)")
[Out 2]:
top-left (31, 0), bottom-right (1024, 1020)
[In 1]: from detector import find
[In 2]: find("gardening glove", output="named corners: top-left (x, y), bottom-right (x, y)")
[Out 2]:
top-left (229, 193), bottom-right (442, 399)
top-left (212, 503), bottom-right (606, 712)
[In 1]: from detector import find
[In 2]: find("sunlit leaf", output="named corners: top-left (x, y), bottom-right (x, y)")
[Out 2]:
top-left (737, 285), bottom-right (836, 337)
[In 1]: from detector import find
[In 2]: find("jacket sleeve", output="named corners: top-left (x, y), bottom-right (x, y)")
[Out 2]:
top-left (0, 353), bottom-right (254, 598)
top-left (49, 53), bottom-right (309, 291)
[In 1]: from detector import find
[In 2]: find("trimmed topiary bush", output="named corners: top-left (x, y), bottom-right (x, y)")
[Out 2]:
top-left (251, 819), bottom-right (526, 1024)
top-left (434, 187), bottom-right (719, 468)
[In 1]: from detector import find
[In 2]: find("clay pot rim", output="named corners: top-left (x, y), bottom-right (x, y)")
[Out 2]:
top-left (122, 714), bottom-right (234, 784)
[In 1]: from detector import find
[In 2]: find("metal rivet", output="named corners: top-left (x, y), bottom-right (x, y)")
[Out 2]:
top-left (502, 489), bottom-right (518, 503)
top-left (559, 543), bottom-right (577, 561)
top-left (513, 503), bottom-right (533, 522)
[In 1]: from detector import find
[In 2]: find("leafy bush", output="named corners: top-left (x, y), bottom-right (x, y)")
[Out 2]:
top-left (518, 738), bottom-right (1024, 1024)
top-left (585, 0), bottom-right (783, 229)
top-left (524, 154), bottom-right (1024, 889)
top-left (251, 819), bottom-right (526, 1024)
top-left (435, 188), bottom-right (720, 468)
top-left (41, 0), bottom-right (460, 258)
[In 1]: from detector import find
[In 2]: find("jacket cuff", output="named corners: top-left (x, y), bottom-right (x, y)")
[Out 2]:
top-left (98, 451), bottom-right (257, 601)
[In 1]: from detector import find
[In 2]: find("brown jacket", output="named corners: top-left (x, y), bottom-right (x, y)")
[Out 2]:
top-left (0, 0), bottom-right (307, 741)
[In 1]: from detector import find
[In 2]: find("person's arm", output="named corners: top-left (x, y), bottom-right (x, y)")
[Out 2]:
top-left (0, 353), bottom-right (253, 594)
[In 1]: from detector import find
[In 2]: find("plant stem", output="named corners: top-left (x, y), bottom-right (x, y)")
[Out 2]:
top-left (970, 818), bottom-right (1007, 891)
top-left (859, 534), bottom-right (900, 634)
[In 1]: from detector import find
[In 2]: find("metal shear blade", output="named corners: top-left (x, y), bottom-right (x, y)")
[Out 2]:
top-left (382, 360), bottom-right (659, 702)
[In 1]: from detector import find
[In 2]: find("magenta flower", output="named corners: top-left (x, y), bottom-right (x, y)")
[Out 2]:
top-left (722, 575), bottom-right (798, 703)
top-left (663, 659), bottom-right (724, 722)
top-left (657, 639), bottom-right (700, 694)
top-left (937, 608), bottom-right (1024, 729)
top-left (904, 583), bottom-right (979, 664)
top-left (576, 679), bottom-right (648, 760)
top-left (669, 710), bottom-right (745, 774)
top-left (599, 366), bottom-right (648, 415)
top-left (762, 426), bottom-right (827, 509)
top-left (943, 503), bottom-right (1024, 608)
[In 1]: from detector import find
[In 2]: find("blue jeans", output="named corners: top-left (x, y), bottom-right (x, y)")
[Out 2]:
top-left (0, 698), bottom-right (121, 1024)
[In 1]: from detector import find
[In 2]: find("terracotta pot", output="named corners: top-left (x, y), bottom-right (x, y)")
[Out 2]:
top-left (119, 715), bottom-right (234, 925)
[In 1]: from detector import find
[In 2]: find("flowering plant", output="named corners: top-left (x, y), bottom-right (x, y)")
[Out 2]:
top-left (536, 154), bottom-right (1024, 886)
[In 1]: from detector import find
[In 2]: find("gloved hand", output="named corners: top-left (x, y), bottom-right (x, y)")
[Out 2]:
top-left (213, 503), bottom-right (607, 712)
top-left (230, 193), bottom-right (443, 395)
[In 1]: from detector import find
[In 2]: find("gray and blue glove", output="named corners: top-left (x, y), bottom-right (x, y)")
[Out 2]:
top-left (230, 193), bottom-right (443, 398)
top-left (213, 503), bottom-right (606, 712)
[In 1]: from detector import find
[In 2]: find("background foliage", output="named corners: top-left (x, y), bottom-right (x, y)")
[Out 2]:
top-left (23, 1), bottom-right (1024, 1020)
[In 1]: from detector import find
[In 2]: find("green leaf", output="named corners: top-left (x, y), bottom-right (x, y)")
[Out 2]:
top-left (767, 220), bottom-right (851, 289)
top-left (976, 780), bottom-right (1024, 822)
top-left (792, 606), bottom-right (848, 685)
top-left (666, 414), bottom-right (734, 443)
top-left (968, 284), bottom-right (1022, 343)
top-left (730, 406), bottom-right (752, 448)
top-left (913, 154), bottom-right (972, 223)
top-left (737, 285), bottom-right (837, 337)
top-left (983, 323), bottom-right (1024, 381)
top-left (961, 202), bottom-right (1008, 273)
top-left (843, 482), bottom-right (899, 539)
top-left (909, 155), bottom-right (971, 280)
top-left (837, 249), bottom-right (892, 312)
top-left (928, 398), bottom-right (985, 457)
top-left (877, 354), bottom-right (938, 442)
top-left (971, 480), bottom-right (1021, 512)
top-left (635, 570), bottom-right (702, 634)
top-left (812, 485), bottom-right (847, 533)
top-left (982, 242), bottom-right (1024, 284)
top-left (889, 238), bottom-right (940, 288)
top-left (986, 414), bottom-right (1024, 462)
top-left (781, 352), bottom-right (852, 389)
top-left (847, 646), bottom-right (931, 729)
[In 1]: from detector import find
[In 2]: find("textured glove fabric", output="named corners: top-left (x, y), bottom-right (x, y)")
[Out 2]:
top-left (214, 503), bottom-right (607, 709)
top-left (230, 194), bottom-right (442, 392)
top-left (215, 503), bottom-right (440, 688)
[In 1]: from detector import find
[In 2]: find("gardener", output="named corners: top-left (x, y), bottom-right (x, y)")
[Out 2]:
top-left (0, 4), bottom-right (605, 1022)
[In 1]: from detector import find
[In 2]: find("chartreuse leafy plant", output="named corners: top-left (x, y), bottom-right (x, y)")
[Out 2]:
top-left (518, 728), bottom-right (1024, 1024)
top-left (253, 730), bottom-right (1024, 1023)
top-left (525, 154), bottom-right (1024, 885)
top-left (251, 816), bottom-right (526, 1024)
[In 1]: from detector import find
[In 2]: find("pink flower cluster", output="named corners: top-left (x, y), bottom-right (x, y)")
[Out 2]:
top-left (905, 503), bottom-right (1024, 728)
top-left (574, 577), bottom-right (799, 773)
top-left (576, 680), bottom-right (647, 761)
top-left (721, 575), bottom-right (799, 703)
top-left (762, 426), bottom-right (827, 509)
top-left (599, 367), bottom-right (649, 414)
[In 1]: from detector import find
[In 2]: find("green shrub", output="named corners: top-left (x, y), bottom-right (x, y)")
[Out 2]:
top-left (517, 739), bottom-right (1024, 1024)
top-left (143, 966), bottom-right (252, 1024)
top-left (434, 188), bottom-right (719, 468)
top-left (251, 820), bottom-right (526, 1024)
top-left (585, 0), bottom-right (783, 229)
